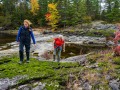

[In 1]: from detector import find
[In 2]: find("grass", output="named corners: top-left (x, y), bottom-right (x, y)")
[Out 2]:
top-left (85, 50), bottom-right (120, 89)
top-left (84, 29), bottom-right (115, 37)
top-left (1, 49), bottom-right (120, 89)
top-left (0, 55), bottom-right (81, 89)
top-left (113, 57), bottom-right (120, 65)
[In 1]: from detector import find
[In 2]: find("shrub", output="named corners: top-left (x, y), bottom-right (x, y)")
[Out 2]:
top-left (82, 16), bottom-right (92, 23)
top-left (98, 62), bottom-right (108, 67)
top-left (113, 57), bottom-right (120, 65)
top-left (85, 29), bottom-right (115, 37)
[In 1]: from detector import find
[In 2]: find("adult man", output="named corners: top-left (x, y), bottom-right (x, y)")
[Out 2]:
top-left (16, 20), bottom-right (36, 64)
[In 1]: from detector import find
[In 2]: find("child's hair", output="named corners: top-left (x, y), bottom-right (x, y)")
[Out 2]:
top-left (58, 35), bottom-right (64, 40)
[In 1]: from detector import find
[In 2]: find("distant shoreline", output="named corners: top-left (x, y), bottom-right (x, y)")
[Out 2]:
top-left (0, 30), bottom-right (18, 35)
top-left (0, 29), bottom-right (41, 35)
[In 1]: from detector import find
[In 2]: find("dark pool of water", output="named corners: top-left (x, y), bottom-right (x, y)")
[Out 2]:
top-left (0, 33), bottom-right (16, 46)
top-left (61, 44), bottom-right (108, 59)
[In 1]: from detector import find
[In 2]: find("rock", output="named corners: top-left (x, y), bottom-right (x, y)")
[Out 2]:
top-left (0, 27), bottom-right (3, 30)
top-left (33, 52), bottom-right (39, 56)
top-left (1, 45), bottom-right (8, 49)
top-left (10, 75), bottom-right (27, 86)
top-left (83, 82), bottom-right (92, 90)
top-left (18, 85), bottom-right (32, 90)
top-left (43, 30), bottom-right (52, 34)
top-left (40, 50), bottom-right (53, 60)
top-left (109, 79), bottom-right (120, 90)
top-left (0, 75), bottom-right (27, 90)
top-left (96, 73), bottom-right (102, 78)
top-left (105, 75), bottom-right (111, 80)
top-left (106, 41), bottom-right (115, 47)
top-left (32, 82), bottom-right (46, 90)
top-left (66, 35), bottom-right (106, 47)
top-left (92, 23), bottom-right (117, 30)
top-left (68, 74), bottom-right (75, 83)
top-left (73, 83), bottom-right (82, 90)
top-left (87, 63), bottom-right (99, 69)
top-left (0, 78), bottom-right (9, 90)
top-left (69, 52), bottom-right (75, 55)
top-left (10, 89), bottom-right (17, 90)
top-left (83, 39), bottom-right (106, 47)
top-left (61, 54), bottom-right (88, 65)
top-left (33, 82), bottom-right (39, 86)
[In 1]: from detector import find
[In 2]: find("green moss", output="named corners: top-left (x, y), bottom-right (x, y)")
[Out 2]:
top-left (0, 55), bottom-right (81, 89)
top-left (1, 50), bottom-right (120, 89)
top-left (113, 57), bottom-right (120, 65)
top-left (69, 29), bottom-right (75, 33)
top-left (87, 53), bottom-right (100, 64)
top-left (98, 62), bottom-right (108, 67)
top-left (83, 29), bottom-right (115, 37)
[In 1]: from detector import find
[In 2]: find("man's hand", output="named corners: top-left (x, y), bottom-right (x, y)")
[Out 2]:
top-left (17, 41), bottom-right (20, 45)
top-left (33, 44), bottom-right (36, 47)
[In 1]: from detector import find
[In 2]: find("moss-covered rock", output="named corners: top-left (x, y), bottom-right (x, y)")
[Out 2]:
top-left (0, 55), bottom-right (81, 89)
top-left (1, 49), bottom-right (120, 90)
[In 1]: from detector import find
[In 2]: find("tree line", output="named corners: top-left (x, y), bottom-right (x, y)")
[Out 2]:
top-left (0, 0), bottom-right (120, 29)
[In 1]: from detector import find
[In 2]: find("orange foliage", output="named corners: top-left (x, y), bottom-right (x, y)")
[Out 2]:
top-left (45, 3), bottom-right (60, 31)
top-left (45, 12), bottom-right (51, 21)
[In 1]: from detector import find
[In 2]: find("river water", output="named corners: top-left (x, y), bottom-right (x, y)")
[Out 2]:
top-left (0, 33), bottom-right (16, 46)
top-left (0, 32), bottom-right (107, 60)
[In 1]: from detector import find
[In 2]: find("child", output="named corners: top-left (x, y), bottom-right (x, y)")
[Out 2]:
top-left (53, 35), bottom-right (65, 62)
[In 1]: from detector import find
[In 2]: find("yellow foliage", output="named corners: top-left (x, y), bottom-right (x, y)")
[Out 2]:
top-left (45, 3), bottom-right (60, 31)
top-left (83, 16), bottom-right (92, 23)
top-left (30, 0), bottom-right (39, 15)
top-left (48, 3), bottom-right (57, 10)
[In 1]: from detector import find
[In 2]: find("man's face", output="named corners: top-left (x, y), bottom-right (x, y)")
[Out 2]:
top-left (24, 22), bottom-right (29, 28)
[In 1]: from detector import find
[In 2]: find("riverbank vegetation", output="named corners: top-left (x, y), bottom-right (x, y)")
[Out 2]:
top-left (1, 49), bottom-right (120, 89)
top-left (0, 0), bottom-right (120, 30)
top-left (1, 0), bottom-right (120, 89)
top-left (60, 29), bottom-right (115, 37)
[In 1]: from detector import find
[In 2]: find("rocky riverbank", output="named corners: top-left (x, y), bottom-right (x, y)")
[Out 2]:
top-left (0, 21), bottom-right (118, 89)
top-left (0, 33), bottom-right (108, 60)
top-left (0, 48), bottom-right (120, 90)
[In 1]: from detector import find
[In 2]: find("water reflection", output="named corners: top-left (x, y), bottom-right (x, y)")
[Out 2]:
top-left (0, 33), bottom-right (16, 46)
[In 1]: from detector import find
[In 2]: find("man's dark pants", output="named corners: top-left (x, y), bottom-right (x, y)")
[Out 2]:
top-left (19, 41), bottom-right (30, 62)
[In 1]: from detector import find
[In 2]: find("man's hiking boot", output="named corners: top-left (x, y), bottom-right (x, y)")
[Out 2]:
top-left (26, 52), bottom-right (30, 61)
top-left (19, 51), bottom-right (24, 62)
top-left (26, 60), bottom-right (30, 63)
top-left (19, 61), bottom-right (23, 64)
